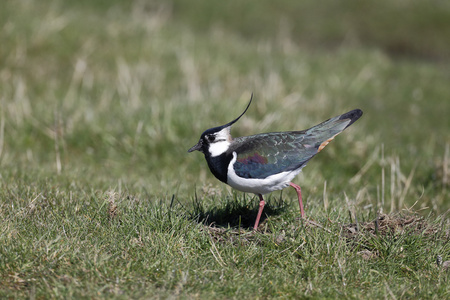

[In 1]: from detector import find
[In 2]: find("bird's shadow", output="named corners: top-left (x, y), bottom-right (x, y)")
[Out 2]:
top-left (190, 193), bottom-right (289, 229)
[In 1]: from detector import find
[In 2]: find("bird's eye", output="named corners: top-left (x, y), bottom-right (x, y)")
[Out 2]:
top-left (207, 135), bottom-right (216, 142)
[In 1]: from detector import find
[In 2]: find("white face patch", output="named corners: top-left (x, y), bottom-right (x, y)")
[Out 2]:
top-left (207, 127), bottom-right (231, 157)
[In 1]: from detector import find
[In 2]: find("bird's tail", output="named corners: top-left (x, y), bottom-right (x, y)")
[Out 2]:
top-left (305, 109), bottom-right (363, 152)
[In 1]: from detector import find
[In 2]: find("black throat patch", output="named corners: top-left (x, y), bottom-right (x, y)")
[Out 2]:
top-left (204, 152), bottom-right (232, 183)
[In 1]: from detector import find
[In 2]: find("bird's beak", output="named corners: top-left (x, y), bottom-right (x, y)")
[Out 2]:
top-left (188, 140), bottom-right (202, 153)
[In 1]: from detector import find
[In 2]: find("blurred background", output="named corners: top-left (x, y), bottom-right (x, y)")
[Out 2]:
top-left (1, 0), bottom-right (449, 212)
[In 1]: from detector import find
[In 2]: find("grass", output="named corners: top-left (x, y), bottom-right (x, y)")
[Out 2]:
top-left (1, 0), bottom-right (449, 298)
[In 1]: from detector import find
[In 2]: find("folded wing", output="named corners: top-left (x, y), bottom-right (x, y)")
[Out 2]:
top-left (229, 109), bottom-right (362, 179)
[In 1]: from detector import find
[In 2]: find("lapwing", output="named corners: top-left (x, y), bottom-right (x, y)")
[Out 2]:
top-left (188, 95), bottom-right (363, 230)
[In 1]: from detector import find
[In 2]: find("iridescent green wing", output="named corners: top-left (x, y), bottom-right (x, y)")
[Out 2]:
top-left (229, 132), bottom-right (317, 179)
top-left (229, 109), bottom-right (362, 179)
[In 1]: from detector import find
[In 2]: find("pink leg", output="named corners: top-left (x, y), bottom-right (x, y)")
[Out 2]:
top-left (253, 194), bottom-right (265, 230)
top-left (289, 182), bottom-right (305, 218)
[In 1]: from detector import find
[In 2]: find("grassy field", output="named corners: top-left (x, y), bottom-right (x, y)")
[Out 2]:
top-left (1, 0), bottom-right (449, 298)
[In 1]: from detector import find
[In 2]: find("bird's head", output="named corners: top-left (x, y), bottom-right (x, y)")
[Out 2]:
top-left (188, 94), bottom-right (253, 157)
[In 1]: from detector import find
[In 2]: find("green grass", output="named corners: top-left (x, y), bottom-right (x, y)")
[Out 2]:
top-left (1, 0), bottom-right (449, 298)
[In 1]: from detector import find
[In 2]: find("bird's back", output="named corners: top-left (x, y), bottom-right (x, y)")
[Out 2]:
top-left (228, 109), bottom-right (362, 179)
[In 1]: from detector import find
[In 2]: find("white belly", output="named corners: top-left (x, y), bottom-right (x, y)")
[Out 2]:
top-left (226, 152), bottom-right (304, 195)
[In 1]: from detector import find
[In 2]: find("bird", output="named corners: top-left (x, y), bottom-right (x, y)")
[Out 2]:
top-left (188, 95), bottom-right (363, 230)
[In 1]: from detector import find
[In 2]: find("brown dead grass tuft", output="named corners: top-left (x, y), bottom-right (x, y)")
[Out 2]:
top-left (107, 191), bottom-right (119, 220)
top-left (201, 226), bottom-right (257, 246)
top-left (342, 212), bottom-right (441, 239)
